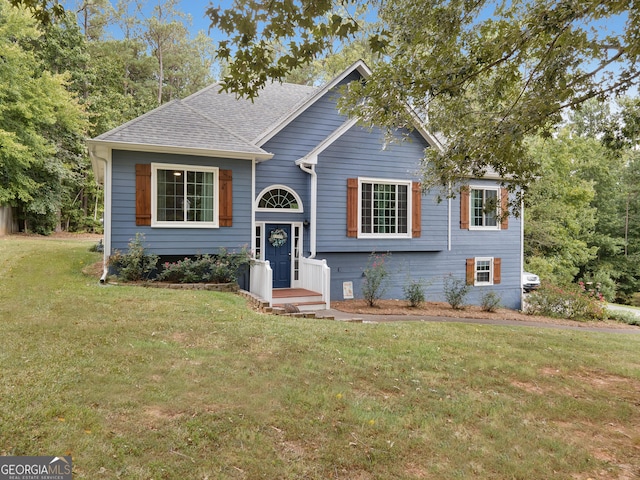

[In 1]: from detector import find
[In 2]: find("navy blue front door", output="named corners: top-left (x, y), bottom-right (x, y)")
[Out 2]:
top-left (265, 224), bottom-right (291, 288)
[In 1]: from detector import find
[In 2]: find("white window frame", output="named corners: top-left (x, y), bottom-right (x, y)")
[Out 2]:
top-left (151, 163), bottom-right (219, 228)
top-left (474, 257), bottom-right (494, 286)
top-left (358, 177), bottom-right (412, 239)
top-left (469, 185), bottom-right (501, 231)
top-left (256, 185), bottom-right (304, 213)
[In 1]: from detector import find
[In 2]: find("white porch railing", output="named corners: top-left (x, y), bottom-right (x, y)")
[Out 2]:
top-left (250, 259), bottom-right (272, 306)
top-left (299, 257), bottom-right (331, 308)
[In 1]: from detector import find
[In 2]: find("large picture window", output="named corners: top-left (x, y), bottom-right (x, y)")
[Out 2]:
top-left (152, 164), bottom-right (218, 227)
top-left (360, 179), bottom-right (411, 237)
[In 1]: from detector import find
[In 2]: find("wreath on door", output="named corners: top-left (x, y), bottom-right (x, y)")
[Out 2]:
top-left (268, 228), bottom-right (288, 248)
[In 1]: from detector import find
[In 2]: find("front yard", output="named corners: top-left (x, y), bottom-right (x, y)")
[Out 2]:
top-left (1, 235), bottom-right (639, 479)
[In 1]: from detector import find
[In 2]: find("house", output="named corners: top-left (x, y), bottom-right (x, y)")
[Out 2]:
top-left (88, 61), bottom-right (524, 311)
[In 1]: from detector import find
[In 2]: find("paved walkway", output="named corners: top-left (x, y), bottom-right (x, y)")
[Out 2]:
top-left (318, 309), bottom-right (640, 335)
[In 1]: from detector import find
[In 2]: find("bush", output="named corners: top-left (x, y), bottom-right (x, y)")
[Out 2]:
top-left (443, 274), bottom-right (469, 310)
top-left (403, 278), bottom-right (428, 307)
top-left (362, 253), bottom-right (390, 307)
top-left (605, 309), bottom-right (640, 326)
top-left (158, 247), bottom-right (252, 284)
top-left (525, 283), bottom-right (605, 321)
top-left (481, 291), bottom-right (502, 312)
top-left (108, 233), bottom-right (159, 282)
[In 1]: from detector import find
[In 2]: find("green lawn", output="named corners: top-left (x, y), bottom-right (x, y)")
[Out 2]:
top-left (1, 236), bottom-right (639, 479)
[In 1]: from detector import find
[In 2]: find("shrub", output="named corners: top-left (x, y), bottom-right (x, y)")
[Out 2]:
top-left (605, 309), bottom-right (640, 326)
top-left (524, 283), bottom-right (605, 321)
top-left (158, 247), bottom-right (252, 284)
top-left (362, 253), bottom-right (390, 307)
top-left (108, 233), bottom-right (159, 282)
top-left (403, 278), bottom-right (429, 307)
top-left (443, 274), bottom-right (469, 310)
top-left (481, 291), bottom-right (502, 312)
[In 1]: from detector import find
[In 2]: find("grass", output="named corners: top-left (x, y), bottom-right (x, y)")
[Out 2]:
top-left (1, 236), bottom-right (639, 479)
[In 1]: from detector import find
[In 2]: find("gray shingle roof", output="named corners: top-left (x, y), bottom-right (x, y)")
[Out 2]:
top-left (92, 81), bottom-right (318, 157)
top-left (183, 82), bottom-right (318, 143)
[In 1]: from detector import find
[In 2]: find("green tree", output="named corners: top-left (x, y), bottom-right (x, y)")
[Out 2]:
top-left (524, 133), bottom-right (598, 285)
top-left (208, 0), bottom-right (640, 199)
top-left (0, 1), bottom-right (87, 233)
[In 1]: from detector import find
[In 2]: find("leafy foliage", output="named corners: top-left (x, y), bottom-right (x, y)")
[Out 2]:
top-left (402, 277), bottom-right (428, 308)
top-left (481, 291), bottom-right (502, 313)
top-left (208, 0), bottom-right (640, 200)
top-left (108, 233), bottom-right (159, 282)
top-left (443, 274), bottom-right (469, 310)
top-left (158, 248), bottom-right (252, 284)
top-left (361, 252), bottom-right (390, 307)
top-left (524, 283), bottom-right (605, 321)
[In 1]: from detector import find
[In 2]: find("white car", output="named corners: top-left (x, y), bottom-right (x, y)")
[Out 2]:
top-left (522, 272), bottom-right (540, 292)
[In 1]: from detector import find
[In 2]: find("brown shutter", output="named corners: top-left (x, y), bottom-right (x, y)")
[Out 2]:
top-left (135, 164), bottom-right (151, 226)
top-left (347, 178), bottom-right (358, 237)
top-left (219, 169), bottom-right (232, 227)
top-left (466, 258), bottom-right (475, 285)
top-left (493, 258), bottom-right (501, 284)
top-left (460, 186), bottom-right (470, 229)
top-left (412, 181), bottom-right (421, 238)
top-left (500, 188), bottom-right (509, 230)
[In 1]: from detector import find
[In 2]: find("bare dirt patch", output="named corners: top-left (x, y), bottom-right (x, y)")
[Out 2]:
top-left (332, 299), bottom-right (640, 330)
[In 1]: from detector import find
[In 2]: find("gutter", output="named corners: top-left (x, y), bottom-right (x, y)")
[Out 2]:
top-left (297, 161), bottom-right (317, 258)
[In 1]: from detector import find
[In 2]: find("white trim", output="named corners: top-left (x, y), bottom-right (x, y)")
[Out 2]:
top-left (474, 257), bottom-right (495, 286)
top-left (151, 163), bottom-right (219, 228)
top-left (296, 118), bottom-right (360, 166)
top-left (468, 185), bottom-right (501, 231)
top-left (357, 177), bottom-right (412, 239)
top-left (86, 139), bottom-right (273, 162)
top-left (256, 185), bottom-right (304, 213)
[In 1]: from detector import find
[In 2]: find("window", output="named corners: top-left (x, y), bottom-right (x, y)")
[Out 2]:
top-left (152, 164), bottom-right (218, 227)
top-left (257, 186), bottom-right (303, 212)
top-left (360, 179), bottom-right (411, 237)
top-left (466, 257), bottom-right (501, 286)
top-left (471, 187), bottom-right (498, 228)
top-left (460, 186), bottom-right (509, 230)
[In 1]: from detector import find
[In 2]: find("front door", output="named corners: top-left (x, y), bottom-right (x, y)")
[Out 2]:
top-left (265, 224), bottom-right (291, 288)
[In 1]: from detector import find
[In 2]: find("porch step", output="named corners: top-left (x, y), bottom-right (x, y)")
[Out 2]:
top-left (272, 288), bottom-right (327, 311)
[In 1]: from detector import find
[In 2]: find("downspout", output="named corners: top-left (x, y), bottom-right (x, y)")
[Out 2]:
top-left (520, 195), bottom-right (525, 310)
top-left (448, 182), bottom-right (452, 251)
top-left (89, 147), bottom-right (111, 284)
top-left (90, 148), bottom-right (110, 283)
top-left (298, 161), bottom-right (317, 259)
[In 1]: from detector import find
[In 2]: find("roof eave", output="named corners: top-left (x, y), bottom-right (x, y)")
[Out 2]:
top-left (86, 139), bottom-right (273, 162)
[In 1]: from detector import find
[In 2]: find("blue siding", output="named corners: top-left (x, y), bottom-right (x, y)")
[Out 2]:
top-left (110, 150), bottom-right (253, 255)
top-left (320, 185), bottom-right (523, 309)
top-left (315, 125), bottom-right (447, 252)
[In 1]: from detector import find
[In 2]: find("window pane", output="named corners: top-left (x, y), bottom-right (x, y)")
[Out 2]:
top-left (156, 168), bottom-right (215, 223)
top-left (476, 259), bottom-right (491, 283)
top-left (157, 169), bottom-right (184, 221)
top-left (472, 189), bottom-right (483, 227)
top-left (361, 183), bottom-right (372, 233)
top-left (187, 171), bottom-right (214, 222)
top-left (360, 181), bottom-right (410, 235)
top-left (258, 188), bottom-right (299, 209)
top-left (485, 189), bottom-right (498, 226)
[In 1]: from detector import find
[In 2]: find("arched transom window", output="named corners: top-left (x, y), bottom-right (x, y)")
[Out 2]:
top-left (257, 186), bottom-right (303, 212)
